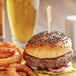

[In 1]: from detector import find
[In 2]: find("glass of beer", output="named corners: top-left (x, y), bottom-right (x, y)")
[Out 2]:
top-left (6, 0), bottom-right (39, 46)
top-left (0, 0), bottom-right (2, 41)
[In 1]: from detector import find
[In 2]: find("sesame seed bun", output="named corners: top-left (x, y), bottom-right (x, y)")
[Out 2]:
top-left (25, 31), bottom-right (72, 58)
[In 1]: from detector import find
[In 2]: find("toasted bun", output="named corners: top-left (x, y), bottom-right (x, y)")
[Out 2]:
top-left (38, 73), bottom-right (49, 76)
top-left (37, 72), bottom-right (76, 76)
top-left (25, 31), bottom-right (72, 58)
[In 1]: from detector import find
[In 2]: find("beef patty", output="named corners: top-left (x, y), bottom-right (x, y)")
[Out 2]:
top-left (23, 51), bottom-right (74, 69)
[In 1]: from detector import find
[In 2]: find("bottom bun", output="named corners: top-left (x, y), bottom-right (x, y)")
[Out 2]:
top-left (38, 73), bottom-right (49, 76)
top-left (37, 72), bottom-right (76, 76)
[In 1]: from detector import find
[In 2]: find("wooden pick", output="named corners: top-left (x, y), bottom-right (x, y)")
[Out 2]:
top-left (47, 6), bottom-right (52, 33)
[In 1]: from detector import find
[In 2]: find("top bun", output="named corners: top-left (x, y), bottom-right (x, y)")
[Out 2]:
top-left (25, 31), bottom-right (72, 58)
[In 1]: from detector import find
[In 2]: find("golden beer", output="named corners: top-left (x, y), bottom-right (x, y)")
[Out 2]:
top-left (6, 0), bottom-right (39, 43)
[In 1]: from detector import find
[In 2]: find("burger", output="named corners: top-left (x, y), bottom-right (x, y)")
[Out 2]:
top-left (23, 31), bottom-right (75, 76)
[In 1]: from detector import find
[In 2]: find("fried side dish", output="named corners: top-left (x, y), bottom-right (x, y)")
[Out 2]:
top-left (0, 63), bottom-right (37, 76)
top-left (0, 42), bottom-right (23, 66)
top-left (0, 42), bottom-right (37, 76)
top-left (7, 63), bottom-right (37, 76)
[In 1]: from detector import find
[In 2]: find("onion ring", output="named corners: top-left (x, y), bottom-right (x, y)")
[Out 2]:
top-left (0, 71), bottom-right (7, 76)
top-left (0, 42), bottom-right (23, 66)
top-left (0, 71), bottom-right (27, 76)
top-left (18, 72), bottom-right (27, 76)
top-left (0, 47), bottom-right (15, 54)
top-left (7, 63), bottom-right (38, 76)
top-left (0, 55), bottom-right (21, 66)
top-left (0, 42), bottom-right (23, 55)
top-left (0, 65), bottom-right (9, 71)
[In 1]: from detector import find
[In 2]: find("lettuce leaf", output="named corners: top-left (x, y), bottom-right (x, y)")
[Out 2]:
top-left (33, 62), bottom-right (76, 76)
top-left (33, 69), bottom-right (63, 76)
top-left (34, 69), bottom-right (47, 74)
top-left (72, 63), bottom-right (76, 69)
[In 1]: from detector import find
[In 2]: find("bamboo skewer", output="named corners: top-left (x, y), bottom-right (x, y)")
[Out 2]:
top-left (47, 6), bottom-right (52, 33)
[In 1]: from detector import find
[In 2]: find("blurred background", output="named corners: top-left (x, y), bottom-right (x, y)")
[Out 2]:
top-left (3, 0), bottom-right (76, 42)
top-left (37, 0), bottom-right (76, 33)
